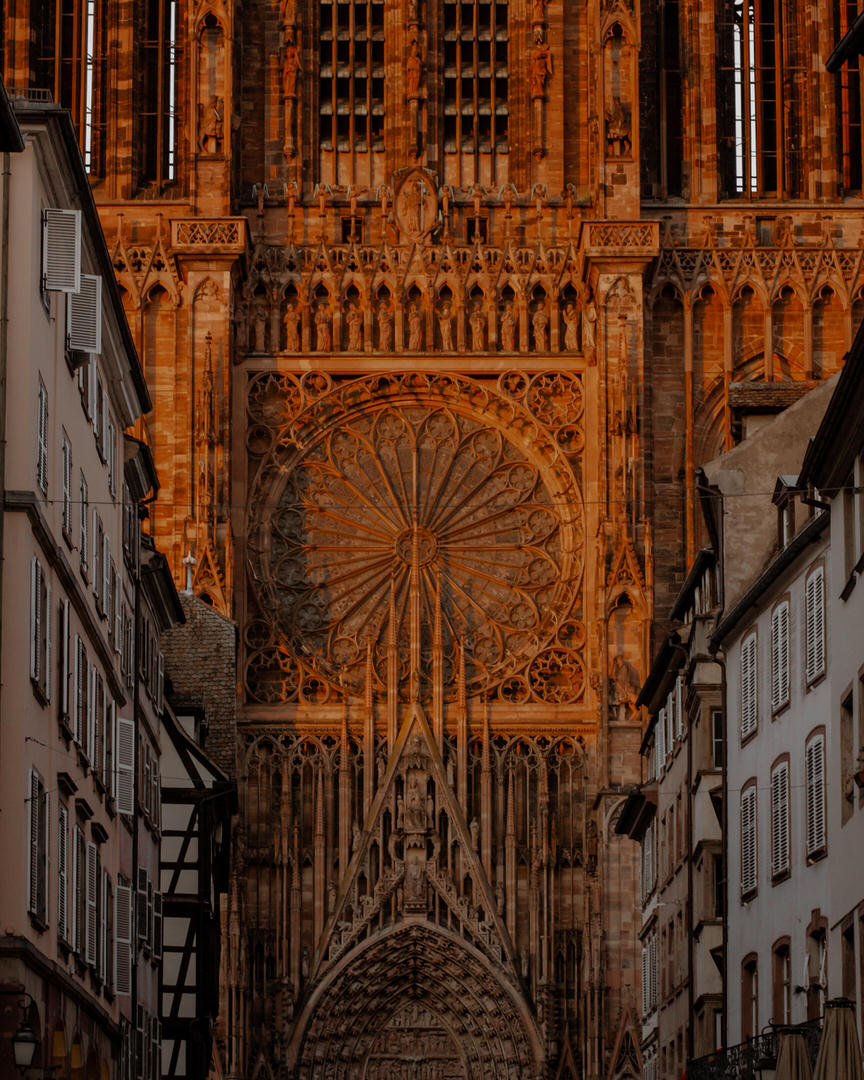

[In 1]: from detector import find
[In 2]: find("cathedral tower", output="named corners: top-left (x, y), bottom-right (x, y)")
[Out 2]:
top-left (4, 0), bottom-right (863, 1075)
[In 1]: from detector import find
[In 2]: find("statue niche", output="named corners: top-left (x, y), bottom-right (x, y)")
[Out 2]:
top-left (197, 15), bottom-right (226, 154)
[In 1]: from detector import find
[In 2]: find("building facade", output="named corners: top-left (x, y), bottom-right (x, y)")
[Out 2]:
top-left (0, 86), bottom-right (181, 1080)
top-left (4, 1), bottom-right (864, 1076)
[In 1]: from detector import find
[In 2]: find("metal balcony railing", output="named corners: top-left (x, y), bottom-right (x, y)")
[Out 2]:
top-left (688, 1021), bottom-right (821, 1080)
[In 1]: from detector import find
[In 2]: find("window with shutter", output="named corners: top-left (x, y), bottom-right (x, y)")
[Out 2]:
top-left (57, 803), bottom-right (69, 943)
top-left (59, 598), bottom-right (71, 724)
top-left (27, 769), bottom-right (45, 919)
top-left (740, 633), bottom-right (759, 740)
top-left (93, 672), bottom-right (105, 780)
top-left (107, 421), bottom-right (117, 497)
top-left (80, 473), bottom-right (89, 576)
top-left (770, 760), bottom-right (790, 878)
top-left (37, 380), bottom-right (48, 494)
top-left (62, 434), bottom-right (72, 537)
top-left (674, 676), bottom-right (684, 739)
top-left (641, 947), bottom-right (649, 1017)
top-left (740, 784), bottom-right (758, 896)
top-left (136, 866), bottom-right (148, 945)
top-left (85, 841), bottom-right (98, 965)
top-left (114, 883), bottom-right (132, 994)
top-left (99, 867), bottom-right (108, 983)
top-left (806, 733), bottom-right (827, 857)
top-left (656, 708), bottom-right (666, 767)
top-left (67, 274), bottom-right (102, 354)
top-left (114, 568), bottom-right (122, 652)
top-left (115, 716), bottom-right (135, 815)
top-left (152, 892), bottom-right (162, 959)
top-left (805, 567), bottom-right (826, 683)
top-left (103, 533), bottom-right (111, 622)
top-left (103, 871), bottom-right (114, 990)
top-left (93, 512), bottom-right (103, 611)
top-left (770, 602), bottom-right (790, 712)
top-left (42, 209), bottom-right (82, 293)
top-left (30, 558), bottom-right (51, 702)
top-left (150, 1018), bottom-right (160, 1080)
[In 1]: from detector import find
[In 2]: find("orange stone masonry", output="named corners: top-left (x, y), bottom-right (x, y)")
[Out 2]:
top-left (4, 0), bottom-right (863, 1075)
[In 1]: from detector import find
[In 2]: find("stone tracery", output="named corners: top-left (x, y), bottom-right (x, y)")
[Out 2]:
top-left (245, 370), bottom-right (585, 703)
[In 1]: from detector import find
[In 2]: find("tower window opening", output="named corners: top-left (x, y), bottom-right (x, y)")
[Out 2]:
top-left (319, 0), bottom-right (385, 155)
top-left (139, 0), bottom-right (180, 188)
top-left (443, 0), bottom-right (508, 156)
top-left (835, 0), bottom-right (864, 193)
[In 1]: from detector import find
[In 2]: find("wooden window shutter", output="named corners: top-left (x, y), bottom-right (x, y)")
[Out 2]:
top-left (805, 568), bottom-right (825, 682)
top-left (28, 769), bottom-right (41, 915)
top-left (740, 634), bottom-right (758, 739)
top-left (42, 208), bottom-right (82, 293)
top-left (114, 565), bottom-right (123, 651)
top-left (85, 841), bottom-right (98, 965)
top-left (136, 866), bottom-right (148, 943)
top-left (641, 947), bottom-right (649, 1016)
top-left (80, 474), bottom-right (89, 572)
top-left (60, 598), bottom-right (71, 720)
top-left (770, 761), bottom-right (790, 877)
top-left (115, 716), bottom-right (135, 815)
top-left (152, 892), bottom-right (162, 959)
top-left (99, 867), bottom-right (108, 982)
top-left (806, 734), bottom-right (826, 856)
top-left (656, 708), bottom-right (666, 765)
top-left (770, 602), bottom-right (790, 711)
top-left (37, 381), bottom-right (48, 494)
top-left (740, 785), bottom-right (757, 895)
top-left (62, 435), bottom-right (72, 533)
top-left (67, 274), bottom-right (102, 354)
top-left (57, 803), bottom-right (68, 942)
top-left (30, 558), bottom-right (41, 683)
top-left (114, 883), bottom-right (132, 994)
top-left (103, 532), bottom-right (111, 617)
top-left (86, 663), bottom-right (96, 762)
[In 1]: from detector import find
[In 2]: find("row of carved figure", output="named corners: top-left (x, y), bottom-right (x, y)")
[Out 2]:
top-left (247, 296), bottom-right (585, 353)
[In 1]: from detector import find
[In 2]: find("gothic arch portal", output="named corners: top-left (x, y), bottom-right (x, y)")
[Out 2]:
top-left (290, 923), bottom-right (545, 1079)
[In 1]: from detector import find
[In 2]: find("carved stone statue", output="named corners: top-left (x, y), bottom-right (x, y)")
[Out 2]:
top-left (532, 307), bottom-right (548, 352)
top-left (562, 302), bottom-right (580, 351)
top-left (315, 304), bottom-right (331, 352)
top-left (283, 302), bottom-right (300, 352)
top-left (528, 35), bottom-right (553, 100)
top-left (469, 817), bottom-right (480, 851)
top-left (469, 305), bottom-right (486, 352)
top-left (282, 27), bottom-right (302, 100)
top-left (346, 305), bottom-right (363, 351)
top-left (377, 301), bottom-right (394, 352)
top-left (253, 301), bottom-right (268, 352)
top-left (499, 304), bottom-right (517, 352)
top-left (437, 301), bottom-right (454, 351)
top-left (532, 0), bottom-right (547, 23)
top-left (606, 96), bottom-right (632, 158)
top-left (406, 39), bottom-right (423, 99)
top-left (407, 302), bottom-right (423, 351)
top-left (583, 302), bottom-right (597, 355)
top-left (198, 95), bottom-right (223, 153)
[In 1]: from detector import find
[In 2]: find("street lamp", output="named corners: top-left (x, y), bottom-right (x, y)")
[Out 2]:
top-left (11, 1020), bottom-right (37, 1074)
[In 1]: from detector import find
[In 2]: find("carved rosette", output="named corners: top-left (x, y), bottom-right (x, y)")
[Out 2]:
top-left (244, 370), bottom-right (585, 705)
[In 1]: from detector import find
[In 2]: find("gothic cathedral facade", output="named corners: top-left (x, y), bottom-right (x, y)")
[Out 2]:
top-left (3, 0), bottom-right (864, 1075)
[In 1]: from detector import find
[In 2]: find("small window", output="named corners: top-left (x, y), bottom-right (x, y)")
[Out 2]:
top-left (711, 708), bottom-right (724, 768)
top-left (37, 379), bottom-right (49, 495)
top-left (772, 939), bottom-right (791, 1025)
top-left (740, 632), bottom-right (758, 740)
top-left (770, 601), bottom-right (790, 712)
top-left (805, 732), bottom-right (827, 857)
top-left (741, 955), bottom-right (758, 1040)
top-left (740, 782), bottom-right (758, 896)
top-left (805, 567), bottom-right (825, 683)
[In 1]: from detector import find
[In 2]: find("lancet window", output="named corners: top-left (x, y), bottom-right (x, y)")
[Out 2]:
top-left (139, 0), bottom-right (180, 188)
top-left (442, 0), bottom-right (508, 164)
top-left (835, 0), bottom-right (864, 193)
top-left (28, 0), bottom-right (108, 176)
top-left (318, 0), bottom-right (385, 156)
top-left (717, 0), bottom-right (803, 198)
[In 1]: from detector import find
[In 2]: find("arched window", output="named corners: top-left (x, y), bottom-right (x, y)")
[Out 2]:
top-left (139, 0), bottom-right (180, 187)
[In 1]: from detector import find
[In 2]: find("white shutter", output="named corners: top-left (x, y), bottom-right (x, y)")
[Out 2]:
top-left (80, 475), bottom-right (89, 571)
top-left (103, 533), bottom-right (111, 617)
top-left (57, 803), bottom-right (68, 942)
top-left (805, 568), bottom-right (825, 682)
top-left (157, 653), bottom-right (164, 714)
top-left (116, 716), bottom-right (135, 815)
top-left (137, 867), bottom-right (149, 943)
top-left (87, 663), bottom-right (95, 761)
top-left (36, 381), bottom-right (48, 494)
top-left (740, 785), bottom-right (757, 895)
top-left (42, 208), bottom-right (81, 293)
top-left (770, 602), bottom-right (790, 711)
top-left (30, 557), bottom-right (40, 681)
top-left (28, 769), bottom-right (40, 914)
top-left (85, 841), bottom-right (98, 965)
top-left (656, 708), bottom-right (666, 766)
top-left (61, 598), bottom-right (71, 718)
top-left (740, 634), bottom-right (758, 739)
top-left (99, 868), bottom-right (108, 982)
top-left (770, 761), bottom-right (790, 877)
top-left (62, 436), bottom-right (72, 533)
top-left (67, 273), bottom-right (102, 353)
top-left (114, 569), bottom-right (122, 652)
top-left (115, 883), bottom-right (132, 995)
top-left (806, 734), bottom-right (827, 856)
top-left (674, 677), bottom-right (684, 739)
